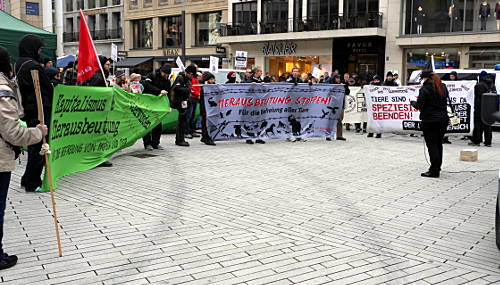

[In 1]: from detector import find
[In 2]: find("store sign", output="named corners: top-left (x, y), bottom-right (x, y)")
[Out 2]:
top-left (216, 46), bottom-right (226, 54)
top-left (117, 51), bottom-right (128, 57)
top-left (25, 2), bottom-right (39, 15)
top-left (164, 48), bottom-right (180, 56)
top-left (347, 41), bottom-right (376, 54)
top-left (262, 41), bottom-right (297, 56)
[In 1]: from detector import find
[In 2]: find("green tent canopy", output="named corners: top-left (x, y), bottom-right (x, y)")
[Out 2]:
top-left (0, 10), bottom-right (57, 65)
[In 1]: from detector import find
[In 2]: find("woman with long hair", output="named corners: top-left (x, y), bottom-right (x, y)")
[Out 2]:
top-left (411, 71), bottom-right (450, 178)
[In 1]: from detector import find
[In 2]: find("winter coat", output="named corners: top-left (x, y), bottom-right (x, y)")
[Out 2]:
top-left (474, 79), bottom-right (496, 115)
top-left (142, 70), bottom-right (171, 96)
top-left (14, 34), bottom-right (53, 127)
top-left (250, 76), bottom-right (263, 83)
top-left (479, 3), bottom-right (491, 17)
top-left (189, 77), bottom-right (201, 100)
top-left (286, 76), bottom-right (305, 84)
top-left (411, 80), bottom-right (449, 122)
top-left (0, 73), bottom-right (43, 172)
top-left (383, 79), bottom-right (398, 86)
top-left (496, 3), bottom-right (500, 19)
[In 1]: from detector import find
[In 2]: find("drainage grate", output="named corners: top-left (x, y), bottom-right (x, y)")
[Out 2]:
top-left (129, 153), bottom-right (159, 159)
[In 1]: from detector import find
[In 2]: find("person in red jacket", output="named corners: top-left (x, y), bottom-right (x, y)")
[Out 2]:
top-left (185, 64), bottom-right (201, 139)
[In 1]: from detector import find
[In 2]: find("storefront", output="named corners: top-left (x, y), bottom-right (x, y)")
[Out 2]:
top-left (228, 39), bottom-right (333, 76)
top-left (332, 36), bottom-right (386, 77)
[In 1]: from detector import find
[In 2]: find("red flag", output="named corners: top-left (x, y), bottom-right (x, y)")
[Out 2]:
top-left (77, 9), bottom-right (103, 82)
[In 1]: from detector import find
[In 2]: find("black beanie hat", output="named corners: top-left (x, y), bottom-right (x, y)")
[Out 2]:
top-left (386, 71), bottom-right (393, 77)
top-left (160, 64), bottom-right (172, 74)
top-left (0, 46), bottom-right (12, 76)
top-left (420, 70), bottom-right (433, 79)
top-left (185, 64), bottom-right (197, 75)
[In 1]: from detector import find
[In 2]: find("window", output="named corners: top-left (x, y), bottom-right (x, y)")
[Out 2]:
top-left (65, 0), bottom-right (73, 11)
top-left (232, 2), bottom-right (257, 35)
top-left (99, 0), bottom-right (107, 7)
top-left (261, 0), bottom-right (288, 33)
top-left (195, 11), bottom-right (222, 46)
top-left (77, 0), bottom-right (83, 9)
top-left (133, 19), bottom-right (153, 49)
top-left (88, 0), bottom-right (95, 9)
top-left (344, 0), bottom-right (379, 28)
top-left (143, 0), bottom-right (152, 7)
top-left (162, 15), bottom-right (182, 47)
top-left (129, 0), bottom-right (137, 9)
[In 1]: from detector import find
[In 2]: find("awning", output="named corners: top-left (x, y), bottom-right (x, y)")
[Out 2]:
top-left (115, 57), bottom-right (153, 68)
top-left (155, 54), bottom-right (225, 62)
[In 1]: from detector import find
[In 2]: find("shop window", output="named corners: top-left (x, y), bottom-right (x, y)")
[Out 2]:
top-left (232, 2), bottom-right (257, 35)
top-left (403, 0), bottom-right (500, 35)
top-left (133, 19), bottom-right (153, 49)
top-left (261, 0), bottom-right (288, 33)
top-left (195, 11), bottom-right (222, 46)
top-left (406, 48), bottom-right (460, 79)
top-left (162, 15), bottom-right (182, 47)
top-left (469, 47), bottom-right (500, 69)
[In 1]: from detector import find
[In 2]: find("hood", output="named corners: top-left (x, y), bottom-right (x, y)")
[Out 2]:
top-left (98, 55), bottom-right (109, 68)
top-left (0, 46), bottom-right (12, 75)
top-left (18, 34), bottom-right (44, 61)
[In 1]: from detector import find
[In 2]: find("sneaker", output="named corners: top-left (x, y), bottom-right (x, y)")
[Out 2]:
top-left (484, 144), bottom-right (492, 147)
top-left (375, 134), bottom-right (382, 138)
top-left (468, 142), bottom-right (480, 146)
top-left (326, 137), bottom-right (332, 141)
top-left (355, 128), bottom-right (361, 133)
top-left (367, 133), bottom-right (374, 138)
top-left (97, 161), bottom-right (113, 167)
top-left (145, 145), bottom-right (153, 151)
top-left (336, 137), bottom-right (347, 141)
top-left (0, 254), bottom-right (18, 270)
top-left (201, 137), bottom-right (216, 146)
top-left (185, 134), bottom-right (193, 139)
top-left (255, 139), bottom-right (266, 144)
top-left (34, 187), bottom-right (43, 192)
top-left (153, 145), bottom-right (164, 150)
top-left (176, 141), bottom-right (190, 147)
top-left (287, 138), bottom-right (296, 142)
top-left (192, 133), bottom-right (201, 138)
top-left (246, 140), bottom-right (254, 144)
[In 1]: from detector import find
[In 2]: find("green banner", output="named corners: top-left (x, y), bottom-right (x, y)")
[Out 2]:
top-left (42, 85), bottom-right (170, 191)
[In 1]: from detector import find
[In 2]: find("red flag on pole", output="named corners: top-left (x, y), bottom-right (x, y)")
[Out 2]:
top-left (77, 9), bottom-right (103, 82)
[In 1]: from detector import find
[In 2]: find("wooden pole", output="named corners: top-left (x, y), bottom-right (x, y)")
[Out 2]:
top-left (31, 70), bottom-right (63, 257)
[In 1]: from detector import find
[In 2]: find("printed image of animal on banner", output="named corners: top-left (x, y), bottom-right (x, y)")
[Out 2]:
top-left (203, 83), bottom-right (345, 141)
top-left (343, 86), bottom-right (368, 125)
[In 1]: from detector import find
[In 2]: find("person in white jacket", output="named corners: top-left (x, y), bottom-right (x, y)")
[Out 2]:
top-left (0, 46), bottom-right (47, 270)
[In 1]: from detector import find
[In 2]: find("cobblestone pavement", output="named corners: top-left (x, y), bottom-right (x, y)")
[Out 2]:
top-left (1, 131), bottom-right (500, 284)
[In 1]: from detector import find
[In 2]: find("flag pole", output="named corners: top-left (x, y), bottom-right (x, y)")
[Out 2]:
top-left (31, 70), bottom-right (63, 257)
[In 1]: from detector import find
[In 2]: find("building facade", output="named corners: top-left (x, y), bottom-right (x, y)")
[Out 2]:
top-left (219, 0), bottom-right (500, 83)
top-left (121, 0), bottom-right (228, 73)
top-left (62, 0), bottom-right (124, 58)
top-left (3, 0), bottom-right (46, 28)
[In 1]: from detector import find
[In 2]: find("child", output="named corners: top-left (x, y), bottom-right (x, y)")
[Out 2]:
top-left (129, 73), bottom-right (144, 93)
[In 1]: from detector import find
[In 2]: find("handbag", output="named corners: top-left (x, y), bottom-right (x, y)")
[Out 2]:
top-left (446, 94), bottom-right (460, 127)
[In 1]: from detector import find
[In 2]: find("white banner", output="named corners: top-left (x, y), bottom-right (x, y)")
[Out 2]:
top-left (209, 56), bottom-right (219, 74)
top-left (343, 87), bottom-right (367, 124)
top-left (365, 81), bottom-right (476, 135)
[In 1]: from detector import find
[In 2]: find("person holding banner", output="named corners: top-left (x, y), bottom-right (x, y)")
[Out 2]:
top-left (15, 34), bottom-right (54, 192)
top-left (367, 75), bottom-right (383, 138)
top-left (470, 71), bottom-right (496, 147)
top-left (171, 71), bottom-right (192, 147)
top-left (199, 71), bottom-right (216, 146)
top-left (410, 71), bottom-right (450, 178)
top-left (332, 74), bottom-right (349, 141)
top-left (0, 46), bottom-right (48, 269)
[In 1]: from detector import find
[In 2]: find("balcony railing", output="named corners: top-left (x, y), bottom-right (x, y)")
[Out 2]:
top-left (63, 29), bottom-right (122, 42)
top-left (221, 12), bottom-right (383, 36)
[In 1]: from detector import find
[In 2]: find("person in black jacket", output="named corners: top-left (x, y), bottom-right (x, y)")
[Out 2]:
top-left (470, 71), bottom-right (496, 147)
top-left (410, 71), bottom-right (450, 178)
top-left (286, 67), bottom-right (305, 84)
top-left (331, 74), bottom-right (349, 141)
top-left (199, 71), bottom-right (216, 146)
top-left (383, 71), bottom-right (398, 86)
top-left (142, 64), bottom-right (172, 150)
top-left (367, 75), bottom-right (382, 138)
top-left (15, 34), bottom-right (54, 192)
top-left (87, 55), bottom-right (110, 87)
top-left (171, 72), bottom-right (191, 147)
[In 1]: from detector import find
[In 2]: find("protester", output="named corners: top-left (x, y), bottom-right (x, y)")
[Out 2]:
top-left (142, 64), bottom-right (171, 150)
top-left (367, 75), bottom-right (382, 138)
top-left (15, 34), bottom-right (54, 192)
top-left (331, 74), bottom-right (348, 141)
top-left (170, 70), bottom-right (192, 147)
top-left (469, 71), bottom-right (496, 147)
top-left (185, 64), bottom-right (201, 139)
top-left (324, 72), bottom-right (331, 83)
top-left (410, 71), bottom-right (449, 178)
top-left (242, 68), bottom-right (253, 83)
top-left (45, 67), bottom-right (61, 87)
top-left (393, 73), bottom-right (401, 85)
top-left (42, 58), bottom-right (53, 68)
top-left (251, 67), bottom-right (263, 83)
top-left (62, 61), bottom-right (77, 85)
top-left (199, 71), bottom-right (216, 146)
top-left (383, 72), bottom-right (398, 86)
top-left (226, 71), bottom-right (237, 83)
top-left (87, 55), bottom-right (110, 87)
top-left (129, 73), bottom-right (144, 93)
top-left (449, 71), bottom-right (458, 81)
top-left (343, 73), bottom-right (350, 82)
top-left (286, 67), bottom-right (304, 84)
top-left (113, 70), bottom-right (129, 90)
top-left (0, 46), bottom-right (47, 269)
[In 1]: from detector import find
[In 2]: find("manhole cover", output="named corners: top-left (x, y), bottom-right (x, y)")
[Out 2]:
top-left (129, 153), bottom-right (158, 159)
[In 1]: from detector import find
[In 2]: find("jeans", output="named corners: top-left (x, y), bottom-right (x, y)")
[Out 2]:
top-left (422, 120), bottom-right (448, 173)
top-left (142, 124), bottom-right (163, 147)
top-left (185, 98), bottom-right (198, 135)
top-left (472, 116), bottom-right (492, 145)
top-left (0, 172), bottom-right (11, 257)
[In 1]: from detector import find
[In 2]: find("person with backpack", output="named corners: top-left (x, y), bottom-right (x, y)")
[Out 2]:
top-left (470, 71), bottom-right (497, 147)
top-left (142, 64), bottom-right (172, 150)
top-left (0, 46), bottom-right (47, 269)
top-left (14, 34), bottom-right (54, 192)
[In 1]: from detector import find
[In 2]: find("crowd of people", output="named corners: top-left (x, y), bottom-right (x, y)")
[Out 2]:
top-left (0, 33), bottom-right (497, 270)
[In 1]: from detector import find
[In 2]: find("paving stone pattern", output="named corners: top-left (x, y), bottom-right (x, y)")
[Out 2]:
top-left (1, 132), bottom-right (500, 284)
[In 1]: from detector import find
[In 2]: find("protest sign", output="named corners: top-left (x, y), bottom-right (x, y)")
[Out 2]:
top-left (365, 81), bottom-right (475, 134)
top-left (203, 83), bottom-right (345, 141)
top-left (209, 56), bottom-right (219, 74)
top-left (343, 87), bottom-right (368, 124)
top-left (235, 51), bottom-right (248, 68)
top-left (42, 85), bottom-right (170, 191)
